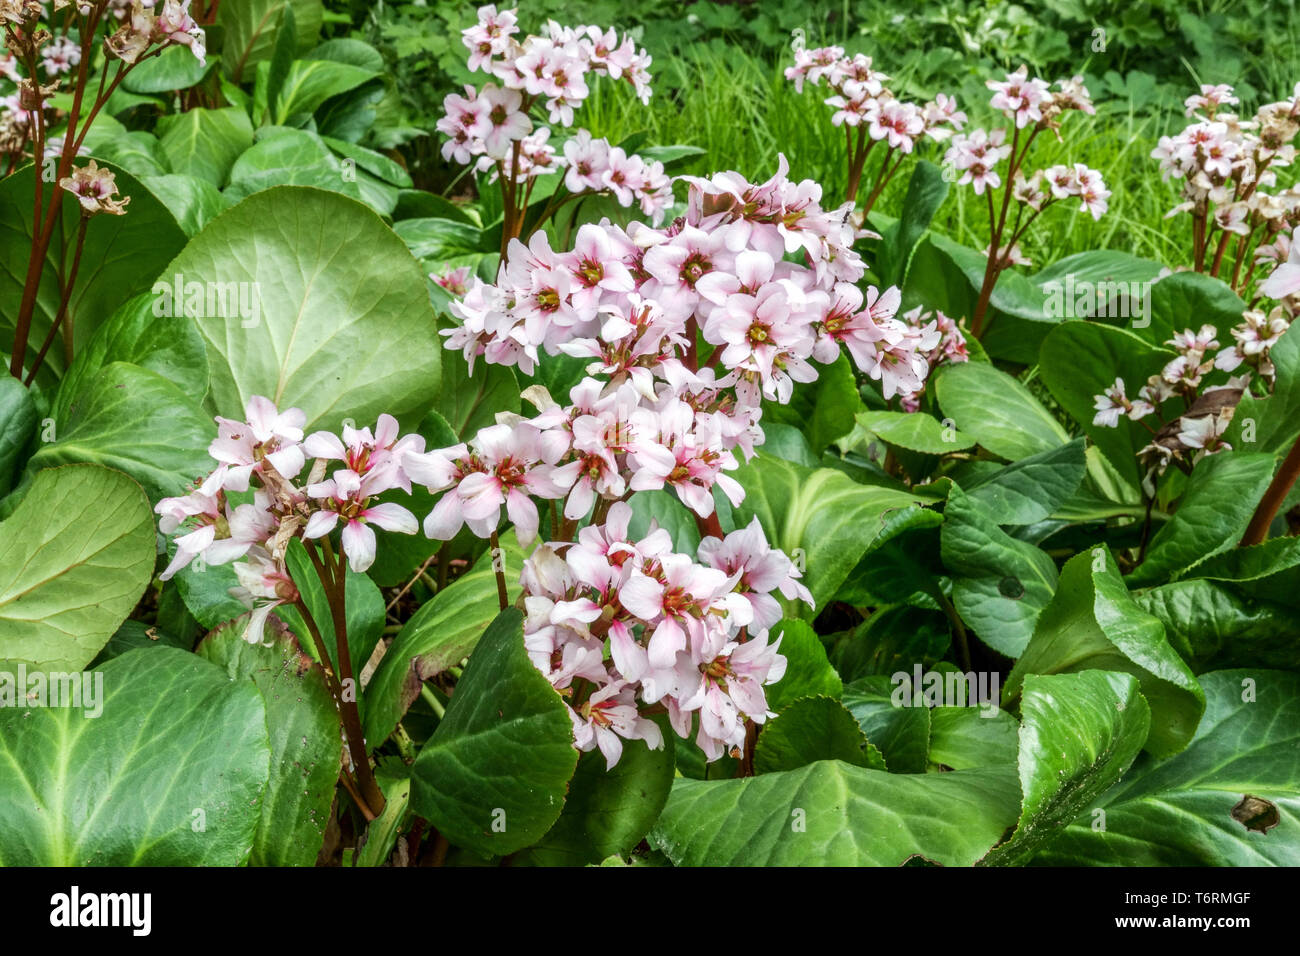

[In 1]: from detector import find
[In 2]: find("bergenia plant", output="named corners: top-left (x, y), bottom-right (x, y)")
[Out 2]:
top-left (438, 5), bottom-right (667, 263)
top-left (3, 0), bottom-right (206, 383)
top-left (785, 43), bottom-right (966, 213)
top-left (1152, 82), bottom-right (1300, 294)
top-left (943, 65), bottom-right (1105, 335)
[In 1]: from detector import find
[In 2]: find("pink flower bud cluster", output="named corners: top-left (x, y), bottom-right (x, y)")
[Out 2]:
top-left (1152, 82), bottom-right (1300, 230)
top-left (896, 306), bottom-right (968, 412)
top-left (155, 396), bottom-right (425, 643)
top-left (436, 6), bottom-right (668, 220)
top-left (519, 503), bottom-right (809, 767)
top-left (444, 156), bottom-right (936, 404)
top-left (784, 45), bottom-right (966, 151)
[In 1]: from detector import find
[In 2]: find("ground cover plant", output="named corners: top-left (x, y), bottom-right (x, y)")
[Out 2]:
top-left (0, 0), bottom-right (1298, 870)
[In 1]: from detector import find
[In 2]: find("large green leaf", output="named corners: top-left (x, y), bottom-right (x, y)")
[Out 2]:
top-left (25, 361), bottom-right (213, 502)
top-left (198, 617), bottom-right (340, 866)
top-left (435, 355), bottom-right (520, 440)
top-left (841, 675), bottom-right (931, 773)
top-left (221, 0), bottom-right (324, 83)
top-left (1127, 452), bottom-right (1276, 587)
top-left (0, 647), bottom-right (270, 865)
top-left (1038, 320), bottom-right (1172, 491)
top-left (517, 738), bottom-right (675, 866)
top-left (964, 437), bottom-right (1087, 525)
top-left (272, 59), bottom-right (378, 124)
top-left (934, 361), bottom-right (1069, 461)
top-left (650, 760), bottom-right (1018, 866)
top-left (764, 618), bottom-right (842, 713)
top-left (941, 484), bottom-right (1059, 657)
top-left (1143, 271), bottom-right (1247, 347)
top-left (854, 409), bottom-right (974, 455)
top-left (1006, 549), bottom-right (1204, 757)
top-left (1031, 669), bottom-right (1300, 865)
top-left (51, 294), bottom-right (207, 426)
top-left (0, 161), bottom-right (186, 384)
top-left (363, 539), bottom-right (523, 745)
top-left (409, 609), bottom-right (579, 858)
top-left (753, 696), bottom-right (886, 773)
top-left (1136, 579), bottom-right (1300, 673)
top-left (223, 129), bottom-right (364, 206)
top-left (164, 186), bottom-right (441, 431)
top-left (0, 376), bottom-right (36, 496)
top-left (730, 452), bottom-right (924, 619)
top-left (982, 671), bottom-right (1150, 865)
top-left (926, 705), bottom-right (1019, 770)
top-left (122, 43), bottom-right (213, 94)
top-left (0, 465), bottom-right (154, 672)
top-left (873, 159), bottom-right (949, 288)
top-left (141, 174), bottom-right (232, 237)
top-left (156, 108), bottom-right (255, 187)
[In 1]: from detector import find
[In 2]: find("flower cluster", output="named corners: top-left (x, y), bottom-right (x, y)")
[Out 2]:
top-left (1152, 81), bottom-right (1300, 286)
top-left (1092, 310), bottom-right (1293, 491)
top-left (784, 45), bottom-right (966, 151)
top-left (155, 396), bottom-right (423, 643)
top-left (105, 0), bottom-right (206, 66)
top-left (896, 306), bottom-right (969, 411)
top-left (436, 6), bottom-right (668, 221)
top-left (445, 156), bottom-right (937, 405)
top-left (519, 504), bottom-right (808, 766)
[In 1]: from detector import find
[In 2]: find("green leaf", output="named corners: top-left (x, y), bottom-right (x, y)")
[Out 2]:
top-left (0, 161), bottom-right (186, 385)
top-left (1006, 549), bottom-right (1204, 757)
top-left (935, 361), bottom-right (1069, 461)
top-left (981, 671), bottom-right (1150, 866)
top-left (1143, 271), bottom-right (1247, 347)
top-left (165, 186), bottom-right (442, 431)
top-left (141, 173), bottom-right (233, 236)
top-left (842, 675), bottom-right (931, 773)
top-left (927, 705), bottom-right (1019, 771)
top-left (394, 217), bottom-right (491, 261)
top-left (854, 409), bottom-right (974, 455)
top-left (355, 767), bottom-right (411, 867)
top-left (0, 647), bottom-right (270, 865)
top-left (754, 696), bottom-right (886, 773)
top-left (436, 356), bottom-right (520, 440)
top-left (764, 618), bottom-right (842, 713)
top-left (833, 504), bottom-right (945, 606)
top-left (1030, 669), bottom-right (1300, 865)
top-left (1038, 320), bottom-right (1172, 491)
top-left (730, 452), bottom-right (925, 619)
top-left (273, 59), bottom-right (378, 124)
top-left (157, 107), bottom-right (256, 188)
top-left (0, 376), bottom-right (36, 497)
top-left (1127, 452), bottom-right (1276, 587)
top-left (91, 620), bottom-right (189, 665)
top-left (122, 43), bottom-right (213, 94)
top-left (941, 484), bottom-right (1059, 657)
top-left (1136, 579), bottom-right (1300, 673)
top-left (409, 608), bottom-right (579, 858)
top-left (52, 293), bottom-right (208, 427)
top-left (223, 129), bottom-right (363, 205)
top-left (517, 737), bottom-right (676, 866)
top-left (0, 464), bottom-right (154, 672)
top-left (650, 761), bottom-right (1018, 866)
top-left (873, 159), bottom-right (949, 287)
top-left (198, 616), bottom-right (339, 866)
top-left (363, 538), bottom-right (524, 746)
top-left (25, 362), bottom-right (213, 502)
top-left (964, 437), bottom-right (1087, 525)
top-left (221, 0), bottom-right (324, 83)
